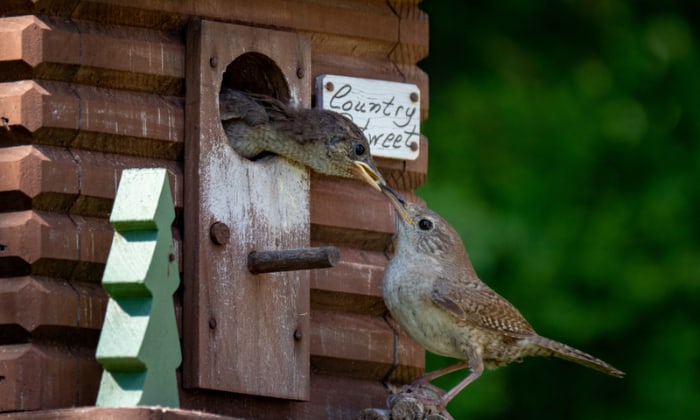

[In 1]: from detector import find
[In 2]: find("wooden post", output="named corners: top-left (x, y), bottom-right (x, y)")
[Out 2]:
top-left (95, 168), bottom-right (181, 408)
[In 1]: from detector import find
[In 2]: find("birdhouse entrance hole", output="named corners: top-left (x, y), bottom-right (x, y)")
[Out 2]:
top-left (219, 53), bottom-right (290, 162)
top-left (221, 52), bottom-right (290, 103)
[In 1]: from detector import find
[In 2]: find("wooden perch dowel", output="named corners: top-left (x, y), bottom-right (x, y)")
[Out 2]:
top-left (248, 246), bottom-right (340, 274)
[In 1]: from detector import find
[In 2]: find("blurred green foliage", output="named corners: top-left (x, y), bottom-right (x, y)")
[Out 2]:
top-left (418, 1), bottom-right (700, 418)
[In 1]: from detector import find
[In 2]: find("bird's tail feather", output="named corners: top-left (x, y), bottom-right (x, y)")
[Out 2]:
top-left (531, 336), bottom-right (625, 378)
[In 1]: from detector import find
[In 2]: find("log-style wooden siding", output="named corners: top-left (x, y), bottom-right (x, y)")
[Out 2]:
top-left (0, 1), bottom-right (428, 417)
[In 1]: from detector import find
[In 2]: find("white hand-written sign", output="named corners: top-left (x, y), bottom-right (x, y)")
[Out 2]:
top-left (315, 74), bottom-right (420, 160)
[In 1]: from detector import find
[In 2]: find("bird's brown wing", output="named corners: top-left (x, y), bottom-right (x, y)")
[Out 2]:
top-left (431, 276), bottom-right (536, 337)
top-left (245, 92), bottom-right (296, 121)
top-left (219, 89), bottom-right (269, 126)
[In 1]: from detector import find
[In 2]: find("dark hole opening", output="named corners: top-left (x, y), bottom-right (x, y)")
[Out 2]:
top-left (220, 53), bottom-right (290, 162)
top-left (221, 52), bottom-right (290, 103)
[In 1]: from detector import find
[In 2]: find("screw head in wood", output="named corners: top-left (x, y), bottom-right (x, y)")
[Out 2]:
top-left (210, 57), bottom-right (218, 68)
top-left (410, 141), bottom-right (419, 151)
top-left (209, 318), bottom-right (217, 329)
top-left (410, 92), bottom-right (419, 102)
top-left (325, 81), bottom-right (334, 91)
top-left (296, 67), bottom-right (304, 79)
top-left (294, 329), bottom-right (303, 341)
top-left (209, 221), bottom-right (230, 245)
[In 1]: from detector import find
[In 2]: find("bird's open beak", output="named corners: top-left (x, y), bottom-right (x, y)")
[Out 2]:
top-left (379, 184), bottom-right (413, 225)
top-left (352, 161), bottom-right (386, 192)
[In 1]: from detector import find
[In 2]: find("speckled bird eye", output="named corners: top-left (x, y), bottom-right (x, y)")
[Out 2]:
top-left (354, 144), bottom-right (366, 156)
top-left (418, 219), bottom-right (433, 231)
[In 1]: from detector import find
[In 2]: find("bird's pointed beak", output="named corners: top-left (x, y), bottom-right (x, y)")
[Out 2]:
top-left (352, 161), bottom-right (386, 192)
top-left (379, 184), bottom-right (413, 225)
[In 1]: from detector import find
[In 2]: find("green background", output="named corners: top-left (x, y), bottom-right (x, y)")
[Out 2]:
top-left (418, 1), bottom-right (700, 418)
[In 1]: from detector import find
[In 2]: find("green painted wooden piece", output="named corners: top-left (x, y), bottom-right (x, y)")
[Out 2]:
top-left (96, 168), bottom-right (181, 408)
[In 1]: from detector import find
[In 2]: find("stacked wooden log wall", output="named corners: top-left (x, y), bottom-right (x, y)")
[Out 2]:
top-left (0, 1), bottom-right (428, 418)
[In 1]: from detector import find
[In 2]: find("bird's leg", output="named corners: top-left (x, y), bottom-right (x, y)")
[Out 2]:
top-left (401, 356), bottom-right (483, 418)
top-left (391, 360), bottom-right (469, 416)
top-left (411, 360), bottom-right (469, 386)
top-left (437, 358), bottom-right (484, 407)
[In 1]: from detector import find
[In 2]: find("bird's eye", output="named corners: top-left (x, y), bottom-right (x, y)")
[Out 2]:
top-left (418, 219), bottom-right (433, 231)
top-left (354, 143), bottom-right (366, 156)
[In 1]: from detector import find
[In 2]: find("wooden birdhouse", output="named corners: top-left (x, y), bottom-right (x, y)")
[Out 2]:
top-left (0, 1), bottom-right (428, 418)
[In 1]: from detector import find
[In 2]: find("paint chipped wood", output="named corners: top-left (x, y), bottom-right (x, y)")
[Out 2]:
top-left (183, 19), bottom-right (312, 400)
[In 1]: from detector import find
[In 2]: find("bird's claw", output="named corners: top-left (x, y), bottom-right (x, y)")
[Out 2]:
top-left (386, 383), bottom-right (453, 420)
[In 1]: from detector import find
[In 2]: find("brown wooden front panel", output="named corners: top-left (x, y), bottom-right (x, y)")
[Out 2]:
top-left (183, 20), bottom-right (312, 401)
top-left (0, 0), bottom-right (428, 417)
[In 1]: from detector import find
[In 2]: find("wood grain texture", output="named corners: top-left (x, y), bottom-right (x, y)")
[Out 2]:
top-left (183, 19), bottom-right (312, 400)
top-left (0, 407), bottom-right (235, 420)
top-left (0, 145), bottom-right (79, 213)
top-left (248, 246), bottom-right (340, 274)
top-left (180, 373), bottom-right (389, 420)
top-left (310, 248), bottom-right (387, 299)
top-left (0, 15), bottom-right (184, 94)
top-left (388, 0), bottom-right (430, 66)
top-left (2, 0), bottom-right (427, 53)
top-left (310, 174), bottom-right (395, 236)
top-left (0, 80), bottom-right (184, 159)
top-left (0, 210), bottom-right (112, 278)
top-left (69, 151), bottom-right (183, 217)
top-left (0, 343), bottom-right (101, 411)
top-left (310, 309), bottom-right (424, 381)
top-left (0, 145), bottom-right (183, 216)
top-left (0, 276), bottom-right (106, 332)
top-left (377, 135), bottom-right (429, 191)
top-left (0, 0), bottom-right (430, 415)
top-left (75, 0), bottom-right (400, 41)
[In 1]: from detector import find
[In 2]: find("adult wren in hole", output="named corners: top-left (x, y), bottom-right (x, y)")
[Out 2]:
top-left (220, 89), bottom-right (385, 190)
top-left (379, 185), bottom-right (624, 416)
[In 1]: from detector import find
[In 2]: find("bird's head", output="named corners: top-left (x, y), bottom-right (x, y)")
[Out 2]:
top-left (380, 184), bottom-right (461, 257)
top-left (310, 110), bottom-right (387, 191)
top-left (249, 94), bottom-right (386, 190)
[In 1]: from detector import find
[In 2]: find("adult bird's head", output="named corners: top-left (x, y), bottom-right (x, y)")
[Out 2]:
top-left (379, 184), bottom-right (463, 258)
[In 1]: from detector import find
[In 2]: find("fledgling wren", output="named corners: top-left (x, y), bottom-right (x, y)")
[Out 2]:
top-left (379, 185), bottom-right (624, 415)
top-left (220, 89), bottom-right (386, 190)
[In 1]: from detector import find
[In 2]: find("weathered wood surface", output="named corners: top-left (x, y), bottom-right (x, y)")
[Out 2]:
top-left (0, 406), bottom-right (235, 420)
top-left (0, 145), bottom-right (183, 216)
top-left (0, 15), bottom-right (184, 95)
top-left (248, 246), bottom-right (340, 274)
top-left (183, 20), bottom-right (312, 400)
top-left (0, 80), bottom-right (184, 159)
top-left (0, 344), bottom-right (101, 411)
top-left (311, 309), bottom-right (424, 384)
top-left (0, 2), bottom-right (428, 115)
top-left (180, 373), bottom-right (390, 420)
top-left (0, 276), bottom-right (106, 331)
top-left (0, 0), bottom-right (429, 416)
